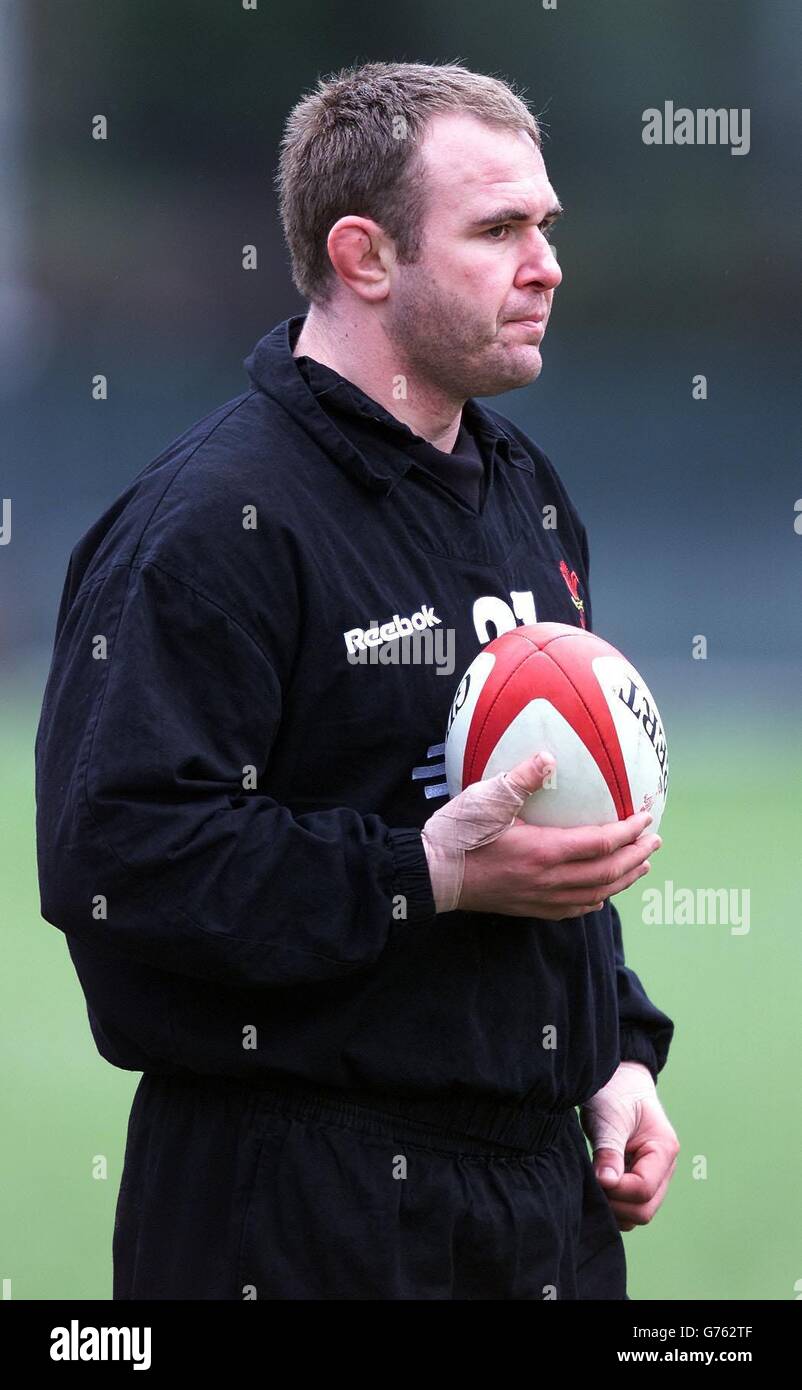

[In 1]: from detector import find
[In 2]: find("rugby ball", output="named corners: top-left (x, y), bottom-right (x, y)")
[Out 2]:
top-left (444, 623), bottom-right (669, 830)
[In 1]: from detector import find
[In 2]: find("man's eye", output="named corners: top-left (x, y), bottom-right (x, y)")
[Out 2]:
top-left (485, 221), bottom-right (557, 241)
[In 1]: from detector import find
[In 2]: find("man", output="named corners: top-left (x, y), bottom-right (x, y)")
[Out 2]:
top-left (35, 60), bottom-right (677, 1300)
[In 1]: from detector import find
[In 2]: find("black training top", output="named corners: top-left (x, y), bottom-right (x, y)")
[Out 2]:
top-left (34, 313), bottom-right (674, 1106)
top-left (295, 349), bottom-right (488, 512)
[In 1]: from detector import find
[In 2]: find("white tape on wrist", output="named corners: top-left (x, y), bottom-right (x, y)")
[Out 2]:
top-left (421, 759), bottom-right (552, 913)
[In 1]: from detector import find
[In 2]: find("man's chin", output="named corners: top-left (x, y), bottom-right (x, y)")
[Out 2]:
top-left (477, 349), bottom-right (543, 396)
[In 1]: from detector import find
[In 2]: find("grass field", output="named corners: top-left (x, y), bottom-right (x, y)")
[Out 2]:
top-left (3, 684), bottom-right (800, 1301)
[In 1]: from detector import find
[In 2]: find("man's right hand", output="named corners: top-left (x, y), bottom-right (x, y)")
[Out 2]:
top-left (421, 750), bottom-right (661, 917)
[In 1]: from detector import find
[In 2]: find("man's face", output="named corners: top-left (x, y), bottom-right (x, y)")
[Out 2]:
top-left (384, 111), bottom-right (563, 401)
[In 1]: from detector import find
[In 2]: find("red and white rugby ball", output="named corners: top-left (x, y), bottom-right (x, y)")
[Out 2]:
top-left (444, 623), bottom-right (669, 830)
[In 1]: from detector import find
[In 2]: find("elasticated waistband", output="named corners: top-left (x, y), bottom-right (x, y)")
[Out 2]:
top-left (243, 1074), bottom-right (576, 1156)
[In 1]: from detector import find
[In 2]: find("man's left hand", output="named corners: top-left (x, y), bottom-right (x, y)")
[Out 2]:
top-left (579, 1061), bottom-right (680, 1232)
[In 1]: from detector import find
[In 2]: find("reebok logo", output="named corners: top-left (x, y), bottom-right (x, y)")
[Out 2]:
top-left (343, 604), bottom-right (441, 654)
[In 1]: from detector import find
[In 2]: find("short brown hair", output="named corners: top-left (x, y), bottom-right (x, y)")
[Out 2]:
top-left (275, 60), bottom-right (542, 305)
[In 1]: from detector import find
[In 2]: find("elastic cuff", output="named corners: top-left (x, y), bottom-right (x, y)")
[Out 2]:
top-left (387, 828), bottom-right (437, 923)
top-left (619, 1027), bottom-right (660, 1085)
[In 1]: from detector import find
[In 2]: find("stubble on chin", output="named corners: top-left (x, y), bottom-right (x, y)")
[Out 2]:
top-left (387, 281), bottom-right (543, 399)
top-left (459, 335), bottom-right (545, 398)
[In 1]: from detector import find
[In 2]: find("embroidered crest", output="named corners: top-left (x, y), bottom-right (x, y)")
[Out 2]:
top-left (559, 559), bottom-right (587, 629)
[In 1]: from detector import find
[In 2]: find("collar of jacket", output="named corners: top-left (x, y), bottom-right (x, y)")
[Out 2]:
top-left (243, 314), bottom-right (535, 497)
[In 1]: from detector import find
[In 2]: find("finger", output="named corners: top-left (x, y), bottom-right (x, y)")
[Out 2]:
top-left (506, 871), bottom-right (650, 917)
top-left (604, 1143), bottom-right (676, 1204)
top-left (538, 832), bottom-right (660, 893)
top-left (542, 858), bottom-right (653, 905)
top-left (608, 1159), bottom-right (677, 1227)
top-left (551, 904), bottom-right (606, 919)
top-left (504, 900), bottom-right (601, 920)
top-left (502, 751), bottom-right (557, 800)
top-left (536, 811), bottom-right (654, 866)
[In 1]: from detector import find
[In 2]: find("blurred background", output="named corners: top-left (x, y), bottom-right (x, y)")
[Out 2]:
top-left (1, 0), bottom-right (800, 1300)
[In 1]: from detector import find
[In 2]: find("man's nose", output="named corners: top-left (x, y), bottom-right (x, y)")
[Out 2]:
top-left (517, 234), bottom-right (562, 292)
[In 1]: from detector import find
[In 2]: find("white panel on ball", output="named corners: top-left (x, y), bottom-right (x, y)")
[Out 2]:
top-left (482, 700), bottom-right (619, 828)
top-left (444, 650), bottom-right (496, 796)
top-left (592, 655), bottom-right (668, 830)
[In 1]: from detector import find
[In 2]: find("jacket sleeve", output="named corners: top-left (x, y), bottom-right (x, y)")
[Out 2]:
top-left (35, 560), bottom-right (436, 989)
top-left (610, 901), bottom-right (674, 1083)
top-left (577, 522), bottom-right (675, 1084)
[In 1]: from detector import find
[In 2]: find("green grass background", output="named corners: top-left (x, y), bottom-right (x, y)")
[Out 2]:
top-left (3, 683), bottom-right (800, 1301)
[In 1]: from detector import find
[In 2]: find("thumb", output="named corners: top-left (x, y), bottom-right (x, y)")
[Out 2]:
top-left (503, 750), bottom-right (556, 800)
top-left (594, 1147), bottom-right (624, 1186)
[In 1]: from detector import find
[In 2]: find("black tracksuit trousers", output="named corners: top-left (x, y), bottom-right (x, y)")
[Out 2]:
top-left (112, 1073), bottom-right (628, 1301)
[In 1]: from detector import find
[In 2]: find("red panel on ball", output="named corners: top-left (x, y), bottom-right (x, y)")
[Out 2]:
top-left (462, 626), bottom-right (634, 819)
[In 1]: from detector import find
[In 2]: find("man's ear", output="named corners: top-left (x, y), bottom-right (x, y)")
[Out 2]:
top-left (326, 216), bottom-right (393, 302)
